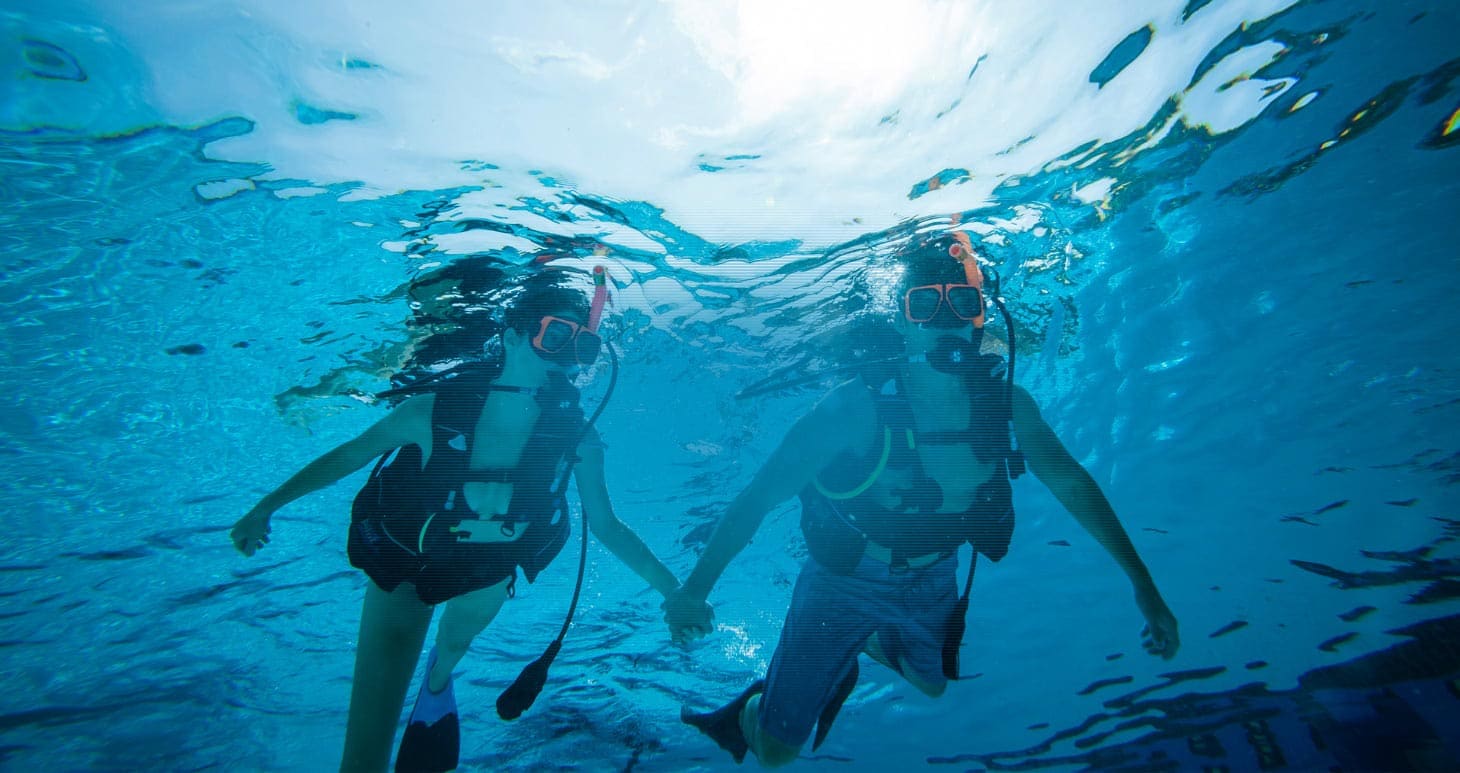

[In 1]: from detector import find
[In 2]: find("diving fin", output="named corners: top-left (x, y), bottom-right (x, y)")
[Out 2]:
top-left (681, 679), bottom-right (766, 764)
top-left (396, 649), bottom-right (460, 773)
top-left (812, 661), bottom-right (859, 751)
top-left (943, 590), bottom-right (972, 681)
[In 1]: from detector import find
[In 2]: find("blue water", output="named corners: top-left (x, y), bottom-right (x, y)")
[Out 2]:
top-left (3, 1), bottom-right (1459, 771)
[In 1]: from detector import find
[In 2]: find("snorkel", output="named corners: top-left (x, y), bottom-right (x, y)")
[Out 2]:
top-left (912, 232), bottom-right (991, 375)
top-left (528, 266), bottom-right (610, 379)
top-left (945, 230), bottom-right (1019, 402)
top-left (930, 248), bottom-right (1018, 405)
top-left (588, 264), bottom-right (608, 332)
top-left (555, 264), bottom-right (609, 380)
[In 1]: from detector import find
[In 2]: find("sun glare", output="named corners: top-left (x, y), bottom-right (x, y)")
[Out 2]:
top-left (725, 0), bottom-right (940, 122)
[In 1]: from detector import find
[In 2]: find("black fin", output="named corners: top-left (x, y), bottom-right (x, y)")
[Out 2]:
top-left (943, 595), bottom-right (970, 681)
top-left (396, 660), bottom-right (460, 773)
top-left (813, 661), bottom-right (859, 751)
top-left (394, 711), bottom-right (460, 773)
top-left (681, 679), bottom-right (766, 764)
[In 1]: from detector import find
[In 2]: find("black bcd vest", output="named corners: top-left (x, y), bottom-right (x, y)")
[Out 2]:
top-left (347, 360), bottom-right (586, 604)
top-left (800, 353), bottom-right (1026, 574)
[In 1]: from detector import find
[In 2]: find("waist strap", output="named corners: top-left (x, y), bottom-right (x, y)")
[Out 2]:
top-left (862, 539), bottom-right (946, 570)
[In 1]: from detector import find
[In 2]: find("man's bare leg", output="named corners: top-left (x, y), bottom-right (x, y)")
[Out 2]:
top-left (863, 633), bottom-right (946, 698)
top-left (740, 694), bottom-right (802, 768)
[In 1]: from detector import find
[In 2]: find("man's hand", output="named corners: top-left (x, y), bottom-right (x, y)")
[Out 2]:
top-left (662, 587), bottom-right (715, 646)
top-left (230, 509), bottom-right (272, 557)
top-left (1135, 586), bottom-right (1180, 659)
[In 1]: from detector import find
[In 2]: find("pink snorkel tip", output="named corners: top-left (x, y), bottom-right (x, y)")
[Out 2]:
top-left (588, 265), bottom-right (608, 332)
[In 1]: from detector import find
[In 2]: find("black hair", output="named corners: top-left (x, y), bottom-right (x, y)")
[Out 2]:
top-left (502, 270), bottom-right (591, 334)
top-left (894, 232), bottom-right (978, 292)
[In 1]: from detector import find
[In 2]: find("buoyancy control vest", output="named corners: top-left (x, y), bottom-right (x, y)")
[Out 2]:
top-left (347, 360), bottom-right (586, 605)
top-left (799, 353), bottom-right (1026, 574)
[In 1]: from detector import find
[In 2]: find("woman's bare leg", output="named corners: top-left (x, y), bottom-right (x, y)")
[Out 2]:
top-left (340, 582), bottom-right (433, 773)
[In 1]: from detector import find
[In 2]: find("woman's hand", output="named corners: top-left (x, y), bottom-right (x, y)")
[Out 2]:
top-left (662, 587), bottom-right (715, 646)
top-left (230, 509), bottom-right (272, 557)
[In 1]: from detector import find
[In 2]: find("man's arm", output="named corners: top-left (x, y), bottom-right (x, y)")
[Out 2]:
top-left (1010, 386), bottom-right (1180, 658)
top-left (230, 395), bottom-right (435, 556)
top-left (573, 429), bottom-right (682, 598)
top-left (665, 383), bottom-right (867, 640)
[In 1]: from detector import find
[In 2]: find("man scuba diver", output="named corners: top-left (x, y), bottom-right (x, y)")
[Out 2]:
top-left (666, 232), bottom-right (1180, 766)
top-left (231, 268), bottom-right (711, 773)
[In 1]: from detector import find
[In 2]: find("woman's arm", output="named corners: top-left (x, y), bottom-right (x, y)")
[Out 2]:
top-left (573, 430), bottom-right (681, 597)
top-left (230, 394), bottom-right (435, 556)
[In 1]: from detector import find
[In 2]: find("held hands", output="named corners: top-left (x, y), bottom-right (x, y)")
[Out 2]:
top-left (662, 586), bottom-right (715, 646)
top-left (1135, 585), bottom-right (1180, 660)
top-left (230, 509), bottom-right (272, 556)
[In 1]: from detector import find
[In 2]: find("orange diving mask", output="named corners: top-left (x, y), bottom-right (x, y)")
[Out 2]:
top-left (531, 316), bottom-right (602, 367)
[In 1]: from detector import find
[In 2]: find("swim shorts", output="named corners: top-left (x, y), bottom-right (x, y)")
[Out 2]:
top-left (758, 553), bottom-right (959, 746)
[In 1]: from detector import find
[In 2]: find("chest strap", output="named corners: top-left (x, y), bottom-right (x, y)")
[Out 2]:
top-left (460, 468), bottom-right (517, 485)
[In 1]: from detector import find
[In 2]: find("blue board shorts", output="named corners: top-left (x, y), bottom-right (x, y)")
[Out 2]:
top-left (759, 553), bottom-right (960, 747)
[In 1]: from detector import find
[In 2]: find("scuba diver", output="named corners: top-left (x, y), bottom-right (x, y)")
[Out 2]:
top-left (665, 232), bottom-right (1180, 766)
top-left (231, 268), bottom-right (712, 773)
